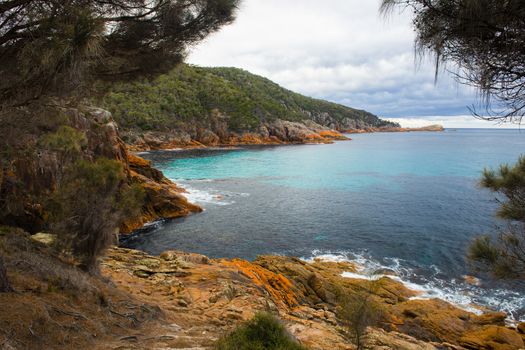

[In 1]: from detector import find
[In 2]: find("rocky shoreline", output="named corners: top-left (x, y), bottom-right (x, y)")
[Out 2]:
top-left (1, 226), bottom-right (523, 350)
top-left (99, 247), bottom-right (525, 349)
top-left (122, 122), bottom-right (443, 152)
top-left (124, 119), bottom-right (351, 152)
top-left (2, 104), bottom-right (516, 349)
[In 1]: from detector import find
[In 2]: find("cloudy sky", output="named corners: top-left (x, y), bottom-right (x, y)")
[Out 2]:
top-left (188, 0), bottom-right (510, 128)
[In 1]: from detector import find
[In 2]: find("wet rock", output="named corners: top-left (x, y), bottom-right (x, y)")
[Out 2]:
top-left (372, 268), bottom-right (397, 276)
top-left (518, 322), bottom-right (525, 334)
top-left (463, 275), bottom-right (481, 286)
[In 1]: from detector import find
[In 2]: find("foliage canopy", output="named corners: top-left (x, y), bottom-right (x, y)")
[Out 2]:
top-left (381, 0), bottom-right (525, 122)
top-left (101, 64), bottom-right (395, 132)
top-left (0, 0), bottom-right (239, 104)
top-left (469, 157), bottom-right (525, 279)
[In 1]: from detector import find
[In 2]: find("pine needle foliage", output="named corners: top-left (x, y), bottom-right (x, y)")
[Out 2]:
top-left (381, 0), bottom-right (525, 123)
top-left (469, 157), bottom-right (525, 279)
top-left (0, 0), bottom-right (239, 105)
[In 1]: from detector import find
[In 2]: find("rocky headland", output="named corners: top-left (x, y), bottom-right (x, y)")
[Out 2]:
top-left (101, 64), bottom-right (397, 151)
top-left (124, 118), bottom-right (350, 152)
top-left (0, 104), bottom-right (201, 235)
top-left (0, 106), bottom-right (515, 350)
top-left (344, 124), bottom-right (445, 134)
top-left (1, 228), bottom-right (523, 350)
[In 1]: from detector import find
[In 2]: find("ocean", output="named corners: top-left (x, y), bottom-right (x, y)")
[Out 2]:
top-left (122, 129), bottom-right (525, 322)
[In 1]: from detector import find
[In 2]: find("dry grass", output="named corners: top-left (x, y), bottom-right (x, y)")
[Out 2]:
top-left (0, 226), bottom-right (162, 350)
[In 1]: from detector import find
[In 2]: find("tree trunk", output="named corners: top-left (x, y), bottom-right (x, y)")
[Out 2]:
top-left (0, 255), bottom-right (12, 292)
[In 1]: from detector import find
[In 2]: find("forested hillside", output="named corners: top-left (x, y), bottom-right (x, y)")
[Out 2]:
top-left (101, 64), bottom-right (397, 134)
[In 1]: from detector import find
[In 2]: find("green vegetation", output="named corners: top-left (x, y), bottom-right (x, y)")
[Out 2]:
top-left (469, 157), bottom-right (525, 279)
top-left (38, 126), bottom-right (87, 155)
top-left (1, 0), bottom-right (239, 276)
top-left (1, 0), bottom-right (239, 105)
top-left (49, 158), bottom-right (144, 273)
top-left (101, 64), bottom-right (395, 132)
top-left (214, 312), bottom-right (308, 350)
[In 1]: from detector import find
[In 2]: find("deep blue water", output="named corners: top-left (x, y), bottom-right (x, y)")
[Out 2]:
top-left (123, 129), bottom-right (525, 320)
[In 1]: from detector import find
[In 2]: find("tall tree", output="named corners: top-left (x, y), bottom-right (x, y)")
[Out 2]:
top-left (380, 0), bottom-right (525, 123)
top-left (0, 0), bottom-right (239, 104)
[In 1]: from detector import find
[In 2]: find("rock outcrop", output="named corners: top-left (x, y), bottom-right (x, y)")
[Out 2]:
top-left (124, 118), bottom-right (350, 151)
top-left (101, 249), bottom-right (524, 350)
top-left (0, 104), bottom-right (201, 235)
top-left (120, 154), bottom-right (202, 233)
top-left (1, 226), bottom-right (522, 350)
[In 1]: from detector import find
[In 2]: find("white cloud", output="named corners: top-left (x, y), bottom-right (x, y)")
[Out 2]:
top-left (188, 0), bottom-right (482, 119)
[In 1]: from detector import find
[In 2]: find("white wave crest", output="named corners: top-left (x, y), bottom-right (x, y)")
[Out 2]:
top-left (305, 250), bottom-right (525, 325)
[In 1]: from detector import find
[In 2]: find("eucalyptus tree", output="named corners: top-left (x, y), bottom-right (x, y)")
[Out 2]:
top-left (381, 0), bottom-right (525, 122)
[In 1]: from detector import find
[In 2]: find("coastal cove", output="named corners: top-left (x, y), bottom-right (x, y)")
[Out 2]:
top-left (123, 129), bottom-right (525, 322)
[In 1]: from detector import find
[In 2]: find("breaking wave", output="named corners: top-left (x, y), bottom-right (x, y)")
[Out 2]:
top-left (305, 250), bottom-right (525, 325)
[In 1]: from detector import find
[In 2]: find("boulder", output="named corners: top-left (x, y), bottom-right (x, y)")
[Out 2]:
top-left (30, 233), bottom-right (56, 246)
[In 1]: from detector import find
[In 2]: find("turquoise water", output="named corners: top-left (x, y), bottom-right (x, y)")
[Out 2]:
top-left (123, 129), bottom-right (525, 321)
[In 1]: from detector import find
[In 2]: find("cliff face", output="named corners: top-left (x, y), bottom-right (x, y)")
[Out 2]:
top-left (0, 104), bottom-right (200, 234)
top-left (125, 117), bottom-right (350, 151)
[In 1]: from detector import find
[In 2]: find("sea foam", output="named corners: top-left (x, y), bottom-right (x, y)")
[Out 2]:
top-left (305, 250), bottom-right (525, 325)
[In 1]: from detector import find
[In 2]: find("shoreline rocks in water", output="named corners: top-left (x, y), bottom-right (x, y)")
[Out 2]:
top-left (123, 119), bottom-right (351, 151)
top-left (1, 224), bottom-right (522, 349)
top-left (120, 153), bottom-right (202, 233)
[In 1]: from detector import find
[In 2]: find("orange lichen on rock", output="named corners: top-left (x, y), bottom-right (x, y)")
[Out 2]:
top-left (459, 326), bottom-right (525, 350)
top-left (318, 130), bottom-right (347, 140)
top-left (120, 153), bottom-right (202, 233)
top-left (222, 259), bottom-right (298, 309)
top-left (304, 133), bottom-right (324, 141)
top-left (127, 153), bottom-right (151, 168)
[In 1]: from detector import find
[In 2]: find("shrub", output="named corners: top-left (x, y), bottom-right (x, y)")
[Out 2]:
top-left (49, 158), bottom-right (144, 273)
top-left (39, 125), bottom-right (87, 155)
top-left (337, 280), bottom-right (385, 350)
top-left (469, 156), bottom-right (525, 279)
top-left (214, 312), bottom-right (308, 350)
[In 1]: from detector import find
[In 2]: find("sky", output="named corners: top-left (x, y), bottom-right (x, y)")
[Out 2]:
top-left (188, 0), bottom-right (514, 128)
